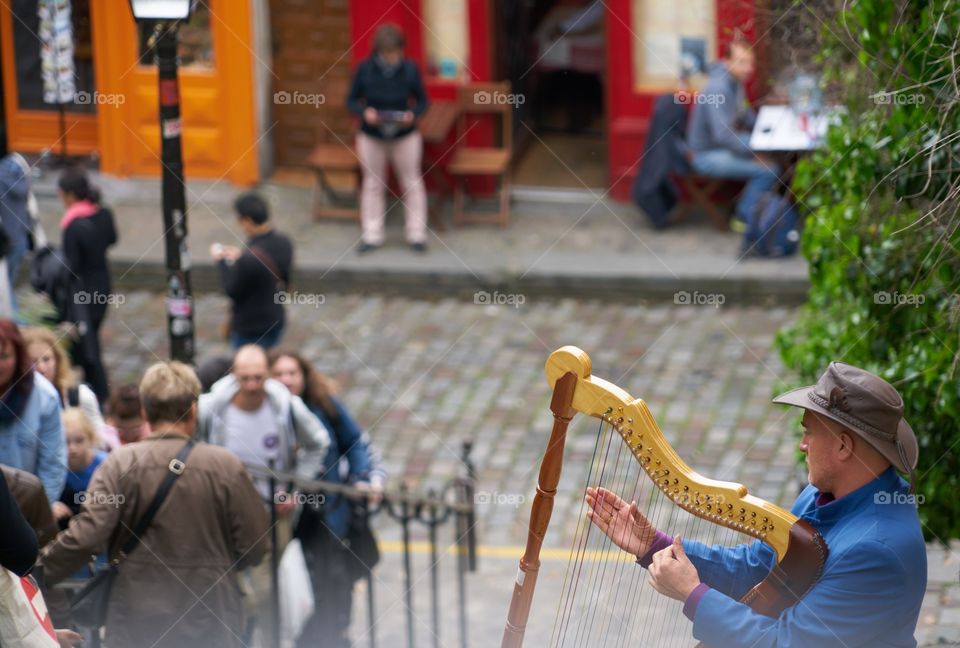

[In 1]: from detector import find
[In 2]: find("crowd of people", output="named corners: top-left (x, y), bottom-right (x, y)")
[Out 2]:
top-left (0, 163), bottom-right (387, 647)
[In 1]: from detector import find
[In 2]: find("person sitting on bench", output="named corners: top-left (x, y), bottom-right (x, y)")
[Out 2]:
top-left (687, 38), bottom-right (779, 226)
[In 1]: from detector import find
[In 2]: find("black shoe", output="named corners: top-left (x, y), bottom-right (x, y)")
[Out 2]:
top-left (357, 242), bottom-right (381, 255)
top-left (409, 241), bottom-right (428, 253)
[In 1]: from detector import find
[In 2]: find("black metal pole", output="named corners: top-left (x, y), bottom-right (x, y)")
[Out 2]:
top-left (268, 461), bottom-right (280, 648)
top-left (400, 485), bottom-right (415, 648)
top-left (154, 23), bottom-right (195, 363)
top-left (427, 491), bottom-right (440, 648)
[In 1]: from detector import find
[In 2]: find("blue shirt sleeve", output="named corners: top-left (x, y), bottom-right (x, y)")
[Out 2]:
top-left (330, 399), bottom-right (372, 483)
top-left (691, 540), bottom-right (912, 648)
top-left (682, 538), bottom-right (777, 600)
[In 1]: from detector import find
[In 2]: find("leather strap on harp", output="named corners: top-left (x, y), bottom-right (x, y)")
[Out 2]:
top-left (502, 346), bottom-right (828, 648)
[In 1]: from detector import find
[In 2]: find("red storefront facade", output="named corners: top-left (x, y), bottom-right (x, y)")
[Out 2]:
top-left (347, 0), bottom-right (758, 201)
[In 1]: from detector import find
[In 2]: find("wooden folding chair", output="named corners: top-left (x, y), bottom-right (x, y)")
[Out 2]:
top-left (306, 78), bottom-right (361, 221)
top-left (676, 174), bottom-right (740, 231)
top-left (447, 81), bottom-right (513, 227)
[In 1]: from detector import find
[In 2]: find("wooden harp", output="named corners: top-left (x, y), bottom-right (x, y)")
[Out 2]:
top-left (502, 346), bottom-right (828, 647)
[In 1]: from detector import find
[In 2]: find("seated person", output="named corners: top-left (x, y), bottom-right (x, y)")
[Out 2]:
top-left (687, 38), bottom-right (779, 225)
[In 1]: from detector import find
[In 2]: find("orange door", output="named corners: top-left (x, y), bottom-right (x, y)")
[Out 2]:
top-left (91, 0), bottom-right (258, 184)
top-left (1, 1), bottom-right (98, 156)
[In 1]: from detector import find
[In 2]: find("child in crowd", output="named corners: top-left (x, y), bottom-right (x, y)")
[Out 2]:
top-left (53, 408), bottom-right (107, 529)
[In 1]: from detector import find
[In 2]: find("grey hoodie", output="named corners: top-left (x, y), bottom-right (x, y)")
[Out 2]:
top-left (197, 374), bottom-right (331, 485)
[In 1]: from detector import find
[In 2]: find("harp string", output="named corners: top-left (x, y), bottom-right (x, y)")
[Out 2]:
top-left (597, 441), bottom-right (643, 646)
top-left (552, 413), bottom-right (612, 647)
top-left (579, 426), bottom-right (630, 645)
top-left (550, 415), bottom-right (759, 647)
top-left (567, 416), bottom-right (620, 647)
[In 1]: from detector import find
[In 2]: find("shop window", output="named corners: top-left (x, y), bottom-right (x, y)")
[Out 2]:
top-left (423, 0), bottom-right (468, 79)
top-left (12, 0), bottom-right (96, 112)
top-left (137, 3), bottom-right (214, 69)
top-left (631, 0), bottom-right (716, 90)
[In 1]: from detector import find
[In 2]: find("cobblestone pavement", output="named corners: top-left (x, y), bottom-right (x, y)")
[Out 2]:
top-left (94, 292), bottom-right (957, 647)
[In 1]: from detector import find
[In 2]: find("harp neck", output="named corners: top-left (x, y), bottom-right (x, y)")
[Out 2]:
top-left (546, 346), bottom-right (796, 561)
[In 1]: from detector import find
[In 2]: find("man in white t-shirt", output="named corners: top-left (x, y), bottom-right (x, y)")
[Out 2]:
top-left (197, 344), bottom-right (331, 643)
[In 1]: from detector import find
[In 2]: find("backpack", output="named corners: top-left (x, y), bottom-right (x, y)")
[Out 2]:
top-left (744, 193), bottom-right (801, 257)
top-left (29, 246), bottom-right (73, 321)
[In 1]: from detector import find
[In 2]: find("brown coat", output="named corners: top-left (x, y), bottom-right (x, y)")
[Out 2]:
top-left (39, 432), bottom-right (270, 648)
top-left (1, 464), bottom-right (58, 547)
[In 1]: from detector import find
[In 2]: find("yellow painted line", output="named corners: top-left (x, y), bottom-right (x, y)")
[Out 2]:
top-left (378, 541), bottom-right (634, 562)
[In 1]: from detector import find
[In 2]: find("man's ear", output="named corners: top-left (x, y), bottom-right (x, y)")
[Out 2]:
top-left (836, 430), bottom-right (855, 460)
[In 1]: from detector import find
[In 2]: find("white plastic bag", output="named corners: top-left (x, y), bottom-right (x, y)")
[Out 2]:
top-left (0, 569), bottom-right (59, 648)
top-left (279, 538), bottom-right (315, 644)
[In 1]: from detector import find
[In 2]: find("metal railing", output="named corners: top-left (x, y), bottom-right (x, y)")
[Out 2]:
top-left (52, 441), bottom-right (478, 648)
top-left (250, 440), bottom-right (478, 648)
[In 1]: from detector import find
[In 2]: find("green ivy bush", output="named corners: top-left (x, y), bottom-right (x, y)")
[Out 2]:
top-left (776, 0), bottom-right (960, 541)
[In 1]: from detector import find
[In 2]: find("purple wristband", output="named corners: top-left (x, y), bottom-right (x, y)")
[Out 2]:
top-left (635, 530), bottom-right (674, 568)
top-left (683, 583), bottom-right (710, 620)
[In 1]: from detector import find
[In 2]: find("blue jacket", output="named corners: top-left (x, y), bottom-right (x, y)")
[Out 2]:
top-left (0, 155), bottom-right (31, 247)
top-left (310, 398), bottom-right (373, 538)
top-left (0, 373), bottom-right (66, 503)
top-left (684, 467), bottom-right (925, 647)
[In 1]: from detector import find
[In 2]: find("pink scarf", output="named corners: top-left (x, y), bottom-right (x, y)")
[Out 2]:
top-left (60, 199), bottom-right (99, 230)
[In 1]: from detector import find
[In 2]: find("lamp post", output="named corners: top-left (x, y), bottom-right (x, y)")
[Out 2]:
top-left (128, 0), bottom-right (195, 364)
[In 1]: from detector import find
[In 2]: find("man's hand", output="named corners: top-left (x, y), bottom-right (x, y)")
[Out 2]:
top-left (274, 491), bottom-right (297, 516)
top-left (363, 107), bottom-right (380, 125)
top-left (52, 501), bottom-right (72, 521)
top-left (399, 111), bottom-right (414, 126)
top-left (648, 535), bottom-right (701, 602)
top-left (586, 487), bottom-right (658, 556)
top-left (56, 629), bottom-right (83, 647)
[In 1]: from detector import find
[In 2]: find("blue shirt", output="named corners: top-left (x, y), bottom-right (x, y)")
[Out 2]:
top-left (685, 467), bottom-right (925, 647)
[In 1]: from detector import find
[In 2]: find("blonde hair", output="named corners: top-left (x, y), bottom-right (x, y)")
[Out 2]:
top-left (63, 407), bottom-right (97, 445)
top-left (22, 327), bottom-right (72, 393)
top-left (140, 361), bottom-right (201, 425)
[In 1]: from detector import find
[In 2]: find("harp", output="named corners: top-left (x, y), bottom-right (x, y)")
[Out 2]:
top-left (502, 346), bottom-right (828, 647)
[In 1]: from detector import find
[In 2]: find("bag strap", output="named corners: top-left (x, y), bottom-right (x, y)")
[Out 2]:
top-left (120, 440), bottom-right (194, 557)
top-left (248, 245), bottom-right (286, 290)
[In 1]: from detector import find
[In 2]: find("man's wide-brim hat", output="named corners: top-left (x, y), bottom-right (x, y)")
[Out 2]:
top-left (773, 362), bottom-right (918, 478)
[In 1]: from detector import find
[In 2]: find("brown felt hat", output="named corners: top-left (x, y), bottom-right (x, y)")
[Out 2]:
top-left (773, 362), bottom-right (918, 482)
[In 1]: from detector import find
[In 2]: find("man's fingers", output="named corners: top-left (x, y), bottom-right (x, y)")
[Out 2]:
top-left (673, 534), bottom-right (688, 559)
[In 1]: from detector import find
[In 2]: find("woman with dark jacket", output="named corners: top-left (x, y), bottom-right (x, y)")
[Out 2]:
top-left (57, 168), bottom-right (117, 402)
top-left (0, 468), bottom-right (38, 577)
top-left (269, 349), bottom-right (385, 648)
top-left (347, 23), bottom-right (429, 254)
